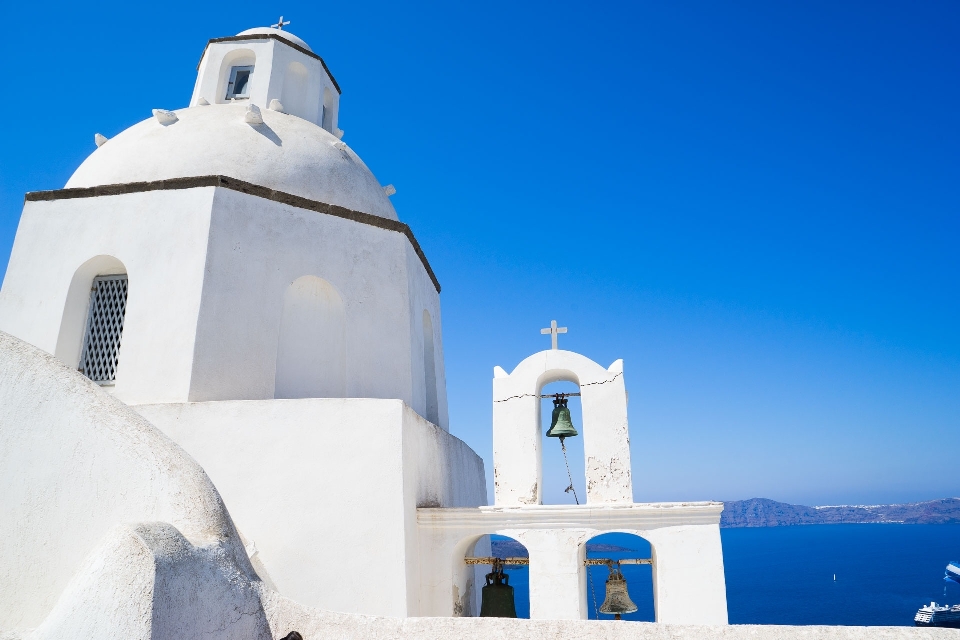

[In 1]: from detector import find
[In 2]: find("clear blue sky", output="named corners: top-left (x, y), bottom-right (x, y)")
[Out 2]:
top-left (1, 1), bottom-right (957, 507)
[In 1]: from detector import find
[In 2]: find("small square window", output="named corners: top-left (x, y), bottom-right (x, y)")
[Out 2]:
top-left (226, 65), bottom-right (254, 100)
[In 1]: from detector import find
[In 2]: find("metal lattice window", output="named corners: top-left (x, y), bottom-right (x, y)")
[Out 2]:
top-left (79, 275), bottom-right (128, 384)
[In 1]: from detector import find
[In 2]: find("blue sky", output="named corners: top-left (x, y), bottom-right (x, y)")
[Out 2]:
top-left (1, 0), bottom-right (957, 506)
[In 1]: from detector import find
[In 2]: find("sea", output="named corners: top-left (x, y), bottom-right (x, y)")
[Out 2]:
top-left (492, 524), bottom-right (960, 624)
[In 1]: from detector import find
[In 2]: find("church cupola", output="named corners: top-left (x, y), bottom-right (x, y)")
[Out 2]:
top-left (190, 20), bottom-right (342, 135)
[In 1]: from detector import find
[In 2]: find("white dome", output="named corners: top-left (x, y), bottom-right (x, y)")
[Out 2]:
top-left (236, 27), bottom-right (312, 51)
top-left (67, 104), bottom-right (398, 221)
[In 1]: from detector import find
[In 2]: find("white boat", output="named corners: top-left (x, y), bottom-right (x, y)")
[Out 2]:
top-left (915, 602), bottom-right (960, 628)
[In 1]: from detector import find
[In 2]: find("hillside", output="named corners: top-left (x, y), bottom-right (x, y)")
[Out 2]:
top-left (721, 497), bottom-right (960, 528)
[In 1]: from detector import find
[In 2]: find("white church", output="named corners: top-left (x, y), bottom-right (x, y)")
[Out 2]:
top-left (0, 22), bottom-right (731, 640)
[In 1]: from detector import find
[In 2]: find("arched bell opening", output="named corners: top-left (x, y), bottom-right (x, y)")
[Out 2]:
top-left (584, 532), bottom-right (655, 622)
top-left (457, 534), bottom-right (530, 618)
top-left (539, 378), bottom-right (585, 505)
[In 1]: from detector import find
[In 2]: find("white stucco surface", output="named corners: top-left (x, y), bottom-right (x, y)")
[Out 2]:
top-left (0, 331), bottom-right (255, 632)
top-left (134, 398), bottom-right (487, 617)
top-left (0, 187), bottom-right (447, 426)
top-left (66, 104), bottom-right (394, 219)
top-left (190, 32), bottom-right (339, 130)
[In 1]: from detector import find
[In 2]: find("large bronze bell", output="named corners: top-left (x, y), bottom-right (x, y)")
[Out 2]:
top-left (479, 566), bottom-right (517, 618)
top-left (546, 395), bottom-right (578, 439)
top-left (599, 566), bottom-right (638, 619)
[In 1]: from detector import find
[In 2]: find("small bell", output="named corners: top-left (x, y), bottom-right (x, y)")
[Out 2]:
top-left (546, 394), bottom-right (578, 439)
top-left (479, 563), bottom-right (517, 618)
top-left (599, 565), bottom-right (638, 619)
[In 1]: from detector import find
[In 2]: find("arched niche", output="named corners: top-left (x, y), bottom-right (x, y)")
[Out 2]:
top-left (452, 534), bottom-right (530, 618)
top-left (280, 60), bottom-right (310, 119)
top-left (422, 310), bottom-right (439, 425)
top-left (322, 87), bottom-right (336, 132)
top-left (55, 255), bottom-right (127, 369)
top-left (583, 531), bottom-right (655, 621)
top-left (492, 350), bottom-right (632, 506)
top-left (274, 275), bottom-right (346, 399)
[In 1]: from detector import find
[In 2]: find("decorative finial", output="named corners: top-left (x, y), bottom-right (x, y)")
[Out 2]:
top-left (383, 184), bottom-right (396, 197)
top-left (271, 15), bottom-right (290, 30)
top-left (94, 133), bottom-right (108, 147)
top-left (540, 320), bottom-right (567, 350)
top-left (268, 99), bottom-right (285, 112)
top-left (152, 109), bottom-right (178, 125)
top-left (244, 104), bottom-right (264, 125)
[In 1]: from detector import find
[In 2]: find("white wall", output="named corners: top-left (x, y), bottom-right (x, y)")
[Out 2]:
top-left (0, 188), bottom-right (449, 428)
top-left (0, 190), bottom-right (214, 404)
top-left (188, 188), bottom-right (448, 428)
top-left (134, 397), bottom-right (486, 616)
top-left (0, 331), bottom-right (253, 630)
top-left (191, 37), bottom-right (338, 130)
top-left (416, 503), bottom-right (727, 624)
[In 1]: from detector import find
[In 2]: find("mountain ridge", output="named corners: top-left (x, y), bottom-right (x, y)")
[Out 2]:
top-left (720, 497), bottom-right (960, 528)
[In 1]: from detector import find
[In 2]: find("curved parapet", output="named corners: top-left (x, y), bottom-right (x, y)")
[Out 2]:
top-left (0, 331), bottom-right (255, 630)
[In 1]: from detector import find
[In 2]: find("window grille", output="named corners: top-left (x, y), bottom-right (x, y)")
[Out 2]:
top-left (79, 275), bottom-right (128, 384)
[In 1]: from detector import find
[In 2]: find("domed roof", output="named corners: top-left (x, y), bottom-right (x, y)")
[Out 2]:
top-left (67, 104), bottom-right (398, 221)
top-left (235, 27), bottom-right (312, 52)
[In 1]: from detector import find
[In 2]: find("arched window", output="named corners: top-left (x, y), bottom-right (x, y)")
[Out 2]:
top-left (79, 275), bottom-right (128, 383)
top-left (274, 275), bottom-right (346, 399)
top-left (55, 255), bottom-right (128, 384)
top-left (422, 310), bottom-right (439, 425)
top-left (218, 49), bottom-right (256, 103)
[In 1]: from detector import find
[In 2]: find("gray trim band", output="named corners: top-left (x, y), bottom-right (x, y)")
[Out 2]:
top-left (200, 35), bottom-right (342, 94)
top-left (24, 175), bottom-right (440, 293)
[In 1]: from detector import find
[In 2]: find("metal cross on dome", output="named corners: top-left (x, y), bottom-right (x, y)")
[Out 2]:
top-left (271, 16), bottom-right (291, 30)
top-left (540, 320), bottom-right (567, 350)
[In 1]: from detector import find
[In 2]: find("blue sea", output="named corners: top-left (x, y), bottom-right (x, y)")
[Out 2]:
top-left (493, 524), bottom-right (960, 624)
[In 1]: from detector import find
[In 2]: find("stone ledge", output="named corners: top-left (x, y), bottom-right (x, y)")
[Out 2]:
top-left (23, 175), bottom-right (440, 293)
top-left (418, 501), bottom-right (724, 529)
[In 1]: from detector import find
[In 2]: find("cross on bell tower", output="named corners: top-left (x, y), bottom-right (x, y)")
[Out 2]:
top-left (271, 15), bottom-right (291, 30)
top-left (540, 319), bottom-right (567, 350)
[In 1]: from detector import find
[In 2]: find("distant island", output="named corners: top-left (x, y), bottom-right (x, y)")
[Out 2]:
top-left (721, 497), bottom-right (960, 528)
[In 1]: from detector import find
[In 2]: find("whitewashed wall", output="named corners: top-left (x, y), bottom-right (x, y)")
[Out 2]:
top-left (190, 35), bottom-right (340, 131)
top-left (134, 397), bottom-right (485, 617)
top-left (0, 187), bottom-right (448, 429)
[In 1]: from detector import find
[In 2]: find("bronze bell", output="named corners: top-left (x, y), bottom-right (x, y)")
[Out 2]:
top-left (546, 395), bottom-right (578, 439)
top-left (479, 566), bottom-right (517, 618)
top-left (599, 566), bottom-right (638, 619)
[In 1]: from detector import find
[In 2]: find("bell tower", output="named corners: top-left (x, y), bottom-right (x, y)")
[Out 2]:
top-left (190, 24), bottom-right (342, 134)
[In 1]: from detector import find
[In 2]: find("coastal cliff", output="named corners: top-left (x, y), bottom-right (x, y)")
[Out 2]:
top-left (721, 497), bottom-right (960, 527)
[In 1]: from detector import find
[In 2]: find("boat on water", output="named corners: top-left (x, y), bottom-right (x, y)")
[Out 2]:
top-left (914, 602), bottom-right (960, 628)
top-left (948, 561), bottom-right (960, 584)
top-left (914, 562), bottom-right (960, 627)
